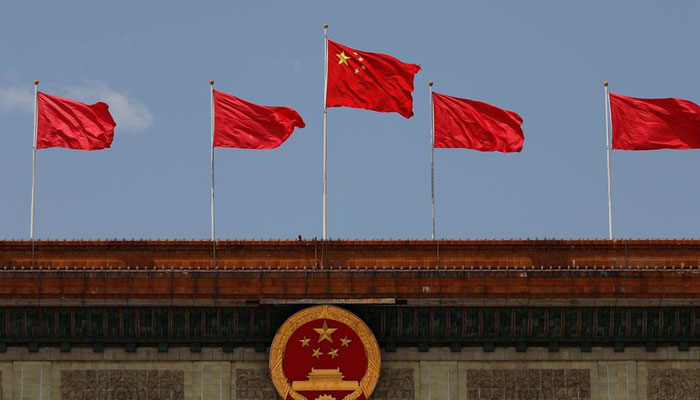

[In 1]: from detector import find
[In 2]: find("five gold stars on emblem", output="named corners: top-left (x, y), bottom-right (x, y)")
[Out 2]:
top-left (313, 321), bottom-right (337, 343)
top-left (336, 50), bottom-right (366, 75)
top-left (300, 320), bottom-right (351, 359)
top-left (327, 348), bottom-right (339, 359)
top-left (312, 348), bottom-right (323, 359)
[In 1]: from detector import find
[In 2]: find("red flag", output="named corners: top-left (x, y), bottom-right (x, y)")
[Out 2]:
top-left (37, 92), bottom-right (116, 150)
top-left (610, 92), bottom-right (700, 150)
top-left (213, 90), bottom-right (305, 149)
top-left (432, 92), bottom-right (524, 153)
top-left (325, 40), bottom-right (420, 118)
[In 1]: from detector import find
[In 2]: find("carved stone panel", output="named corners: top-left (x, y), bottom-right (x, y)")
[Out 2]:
top-left (648, 369), bottom-right (700, 400)
top-left (235, 369), bottom-right (279, 400)
top-left (373, 368), bottom-right (415, 400)
top-left (60, 369), bottom-right (184, 400)
top-left (466, 369), bottom-right (590, 400)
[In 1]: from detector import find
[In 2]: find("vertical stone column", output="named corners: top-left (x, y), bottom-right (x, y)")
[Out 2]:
top-left (597, 361), bottom-right (636, 400)
top-left (11, 362), bottom-right (51, 400)
top-left (420, 361), bottom-right (459, 400)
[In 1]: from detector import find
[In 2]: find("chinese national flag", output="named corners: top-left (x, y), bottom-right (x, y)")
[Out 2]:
top-left (610, 92), bottom-right (700, 150)
top-left (213, 90), bottom-right (305, 149)
top-left (326, 39), bottom-right (421, 118)
top-left (432, 92), bottom-right (524, 153)
top-left (37, 92), bottom-right (116, 150)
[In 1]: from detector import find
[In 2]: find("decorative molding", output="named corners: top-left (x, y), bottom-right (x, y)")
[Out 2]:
top-left (373, 368), bottom-right (415, 400)
top-left (466, 369), bottom-right (590, 400)
top-left (648, 369), bottom-right (700, 400)
top-left (60, 369), bottom-right (184, 400)
top-left (235, 369), bottom-right (279, 400)
top-left (0, 305), bottom-right (694, 349)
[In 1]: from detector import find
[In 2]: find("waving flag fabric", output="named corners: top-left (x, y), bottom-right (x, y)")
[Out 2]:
top-left (213, 90), bottom-right (305, 149)
top-left (37, 92), bottom-right (116, 150)
top-left (433, 92), bottom-right (524, 153)
top-left (610, 92), bottom-right (700, 150)
top-left (325, 40), bottom-right (421, 118)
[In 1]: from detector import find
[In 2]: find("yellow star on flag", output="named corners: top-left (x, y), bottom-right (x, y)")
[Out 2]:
top-left (340, 336), bottom-right (352, 347)
top-left (313, 320), bottom-right (337, 343)
top-left (299, 337), bottom-right (310, 347)
top-left (336, 51), bottom-right (351, 66)
top-left (327, 348), bottom-right (339, 359)
top-left (312, 348), bottom-right (322, 359)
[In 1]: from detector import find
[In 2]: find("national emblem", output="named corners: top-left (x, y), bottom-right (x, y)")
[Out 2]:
top-left (269, 305), bottom-right (381, 400)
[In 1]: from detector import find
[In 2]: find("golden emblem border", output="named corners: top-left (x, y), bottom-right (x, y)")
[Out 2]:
top-left (269, 305), bottom-right (381, 400)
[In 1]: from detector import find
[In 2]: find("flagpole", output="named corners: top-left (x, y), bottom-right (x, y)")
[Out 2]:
top-left (210, 80), bottom-right (217, 258)
top-left (429, 81), bottom-right (435, 240)
top-left (30, 80), bottom-right (38, 246)
top-left (604, 81), bottom-right (613, 240)
top-left (322, 22), bottom-right (329, 240)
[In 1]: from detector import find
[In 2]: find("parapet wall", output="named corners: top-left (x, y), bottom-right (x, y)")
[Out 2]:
top-left (1, 240), bottom-right (700, 302)
top-left (3, 239), bottom-right (700, 269)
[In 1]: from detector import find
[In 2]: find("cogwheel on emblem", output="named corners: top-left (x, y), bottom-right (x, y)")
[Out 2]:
top-left (314, 395), bottom-right (337, 400)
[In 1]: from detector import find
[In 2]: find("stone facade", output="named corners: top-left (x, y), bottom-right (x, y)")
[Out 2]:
top-left (0, 346), bottom-right (696, 399)
top-left (234, 369), bottom-right (278, 400)
top-left (60, 369), bottom-right (185, 400)
top-left (465, 369), bottom-right (590, 399)
top-left (374, 368), bottom-right (416, 400)
top-left (647, 368), bottom-right (700, 400)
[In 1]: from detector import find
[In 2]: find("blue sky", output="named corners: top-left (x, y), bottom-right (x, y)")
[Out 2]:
top-left (1, 1), bottom-right (699, 240)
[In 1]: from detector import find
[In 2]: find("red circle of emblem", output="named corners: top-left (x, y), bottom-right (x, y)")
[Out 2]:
top-left (270, 306), bottom-right (381, 400)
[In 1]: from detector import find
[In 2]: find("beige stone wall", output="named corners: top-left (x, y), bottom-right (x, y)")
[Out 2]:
top-left (0, 346), bottom-right (697, 399)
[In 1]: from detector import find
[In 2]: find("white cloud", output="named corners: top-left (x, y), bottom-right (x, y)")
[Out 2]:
top-left (0, 85), bottom-right (33, 113)
top-left (62, 81), bottom-right (154, 133)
